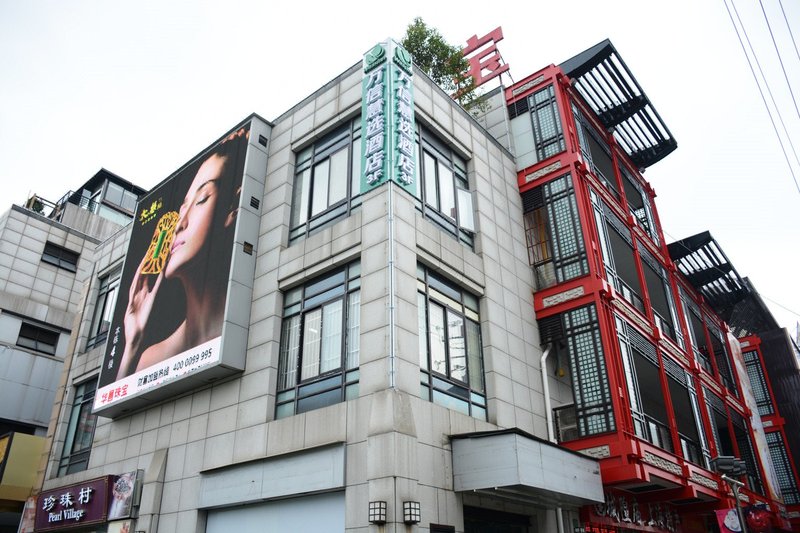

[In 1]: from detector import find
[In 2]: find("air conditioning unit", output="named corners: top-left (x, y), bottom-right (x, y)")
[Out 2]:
top-left (555, 405), bottom-right (579, 442)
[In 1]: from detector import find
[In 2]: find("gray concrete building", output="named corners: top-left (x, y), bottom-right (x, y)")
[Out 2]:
top-left (0, 170), bottom-right (144, 532)
top-left (33, 40), bottom-right (602, 533)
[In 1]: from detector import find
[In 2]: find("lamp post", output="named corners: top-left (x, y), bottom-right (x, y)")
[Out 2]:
top-left (721, 474), bottom-right (748, 533)
top-left (711, 456), bottom-right (749, 533)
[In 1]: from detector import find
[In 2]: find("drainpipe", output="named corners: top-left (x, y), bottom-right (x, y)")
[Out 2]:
top-left (540, 344), bottom-right (565, 533)
top-left (387, 179), bottom-right (396, 389)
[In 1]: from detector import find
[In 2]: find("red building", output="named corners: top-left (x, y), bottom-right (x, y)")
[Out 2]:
top-left (487, 39), bottom-right (797, 531)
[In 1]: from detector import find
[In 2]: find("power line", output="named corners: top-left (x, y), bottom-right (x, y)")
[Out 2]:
top-left (758, 0), bottom-right (800, 120)
top-left (722, 0), bottom-right (800, 195)
top-left (777, 0), bottom-right (800, 62)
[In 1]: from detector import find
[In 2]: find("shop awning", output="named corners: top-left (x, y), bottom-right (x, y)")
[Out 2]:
top-left (451, 429), bottom-right (604, 508)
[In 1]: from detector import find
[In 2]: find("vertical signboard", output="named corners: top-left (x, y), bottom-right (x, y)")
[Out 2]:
top-left (94, 120), bottom-right (266, 416)
top-left (361, 40), bottom-right (416, 196)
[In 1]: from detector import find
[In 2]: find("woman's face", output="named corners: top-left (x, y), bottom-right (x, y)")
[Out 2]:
top-left (165, 153), bottom-right (227, 278)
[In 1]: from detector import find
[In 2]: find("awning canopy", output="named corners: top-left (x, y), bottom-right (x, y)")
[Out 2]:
top-left (451, 429), bottom-right (604, 508)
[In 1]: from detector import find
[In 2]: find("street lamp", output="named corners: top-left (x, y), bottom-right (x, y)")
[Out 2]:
top-left (711, 456), bottom-right (748, 533)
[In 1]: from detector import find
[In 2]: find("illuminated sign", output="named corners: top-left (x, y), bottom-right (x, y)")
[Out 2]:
top-left (361, 40), bottom-right (416, 196)
top-left (462, 27), bottom-right (510, 88)
top-left (94, 119), bottom-right (269, 416)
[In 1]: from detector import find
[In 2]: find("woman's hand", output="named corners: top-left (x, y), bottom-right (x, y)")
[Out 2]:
top-left (117, 254), bottom-right (165, 378)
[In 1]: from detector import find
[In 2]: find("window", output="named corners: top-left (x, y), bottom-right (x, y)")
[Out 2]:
top-left (574, 107), bottom-right (620, 200)
top-left (290, 119), bottom-right (362, 241)
top-left (17, 322), bottom-right (60, 355)
top-left (617, 319), bottom-right (672, 453)
top-left (41, 242), bottom-right (80, 272)
top-left (708, 324), bottom-right (737, 395)
top-left (766, 431), bottom-right (800, 505)
top-left (58, 377), bottom-right (98, 476)
top-left (530, 85), bottom-right (565, 161)
top-left (731, 410), bottom-right (763, 495)
top-left (705, 389), bottom-right (735, 458)
top-left (87, 266), bottom-right (122, 349)
top-left (541, 305), bottom-right (615, 438)
top-left (680, 290), bottom-right (713, 373)
top-left (413, 126), bottom-right (475, 247)
top-left (663, 356), bottom-right (707, 465)
top-left (639, 247), bottom-right (681, 345)
top-left (522, 174), bottom-right (588, 290)
top-left (104, 181), bottom-right (139, 213)
top-left (621, 167), bottom-right (659, 245)
top-left (276, 262), bottom-right (360, 418)
top-left (418, 265), bottom-right (485, 419)
top-left (591, 193), bottom-right (644, 313)
top-left (743, 350), bottom-right (773, 416)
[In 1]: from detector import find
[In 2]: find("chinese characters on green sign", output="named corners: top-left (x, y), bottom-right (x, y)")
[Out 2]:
top-left (361, 41), bottom-right (416, 196)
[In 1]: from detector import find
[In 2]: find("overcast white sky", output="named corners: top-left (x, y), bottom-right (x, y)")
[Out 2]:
top-left (1, 0), bottom-right (798, 333)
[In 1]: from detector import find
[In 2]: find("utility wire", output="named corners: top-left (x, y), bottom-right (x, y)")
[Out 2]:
top-left (758, 0), bottom-right (800, 120)
top-left (731, 0), bottom-right (800, 170)
top-left (723, 0), bottom-right (800, 195)
top-left (778, 0), bottom-right (800, 62)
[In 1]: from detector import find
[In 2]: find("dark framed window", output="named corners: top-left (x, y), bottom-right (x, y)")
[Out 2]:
top-left (87, 266), bottom-right (122, 349)
top-left (621, 166), bottom-right (659, 245)
top-left (413, 126), bottom-right (475, 247)
top-left (17, 322), bottom-right (60, 355)
top-left (522, 174), bottom-right (588, 290)
top-left (574, 106), bottom-right (620, 200)
top-left (731, 410), bottom-right (763, 495)
top-left (662, 355), bottom-right (707, 465)
top-left (418, 265), bottom-right (485, 419)
top-left (639, 246), bottom-right (681, 346)
top-left (276, 262), bottom-right (360, 418)
top-left (766, 431), bottom-right (800, 504)
top-left (708, 323), bottom-right (737, 396)
top-left (290, 118), bottom-right (362, 241)
top-left (530, 85), bottom-right (565, 161)
top-left (743, 350), bottom-right (774, 417)
top-left (680, 290), bottom-right (713, 373)
top-left (591, 192), bottom-right (644, 314)
top-left (617, 319), bottom-right (672, 453)
top-left (58, 377), bottom-right (98, 476)
top-left (542, 305), bottom-right (615, 437)
top-left (705, 388), bottom-right (735, 458)
top-left (41, 242), bottom-right (80, 272)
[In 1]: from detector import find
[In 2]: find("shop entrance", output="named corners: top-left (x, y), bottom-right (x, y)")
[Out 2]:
top-left (464, 506), bottom-right (531, 533)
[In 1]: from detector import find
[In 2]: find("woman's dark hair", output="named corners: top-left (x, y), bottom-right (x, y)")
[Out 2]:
top-left (141, 127), bottom-right (249, 347)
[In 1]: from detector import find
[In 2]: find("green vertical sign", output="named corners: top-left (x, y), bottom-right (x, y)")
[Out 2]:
top-left (361, 41), bottom-right (417, 196)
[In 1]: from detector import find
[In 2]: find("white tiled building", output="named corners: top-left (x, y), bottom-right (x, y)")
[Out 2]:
top-left (0, 170), bottom-right (143, 530)
top-left (36, 42), bottom-right (601, 533)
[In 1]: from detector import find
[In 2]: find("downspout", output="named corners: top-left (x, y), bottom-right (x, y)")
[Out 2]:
top-left (388, 178), bottom-right (396, 389)
top-left (541, 343), bottom-right (565, 533)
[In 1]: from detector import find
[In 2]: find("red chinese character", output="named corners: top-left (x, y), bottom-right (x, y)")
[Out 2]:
top-left (462, 27), bottom-right (510, 88)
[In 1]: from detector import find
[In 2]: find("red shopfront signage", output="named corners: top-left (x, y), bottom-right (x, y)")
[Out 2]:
top-left (581, 492), bottom-right (683, 533)
top-left (35, 476), bottom-right (112, 531)
top-left (461, 27), bottom-right (510, 88)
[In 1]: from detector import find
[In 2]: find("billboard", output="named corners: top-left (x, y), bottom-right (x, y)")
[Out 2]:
top-left (94, 118), bottom-right (269, 416)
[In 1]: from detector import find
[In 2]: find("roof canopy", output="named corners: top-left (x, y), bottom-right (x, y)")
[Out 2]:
top-left (668, 231), bottom-right (779, 337)
top-left (560, 39), bottom-right (677, 169)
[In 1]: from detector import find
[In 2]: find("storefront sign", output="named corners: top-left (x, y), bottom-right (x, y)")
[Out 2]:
top-left (582, 492), bottom-right (682, 532)
top-left (35, 477), bottom-right (111, 531)
top-left (35, 472), bottom-right (139, 531)
top-left (360, 40), bottom-right (416, 196)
